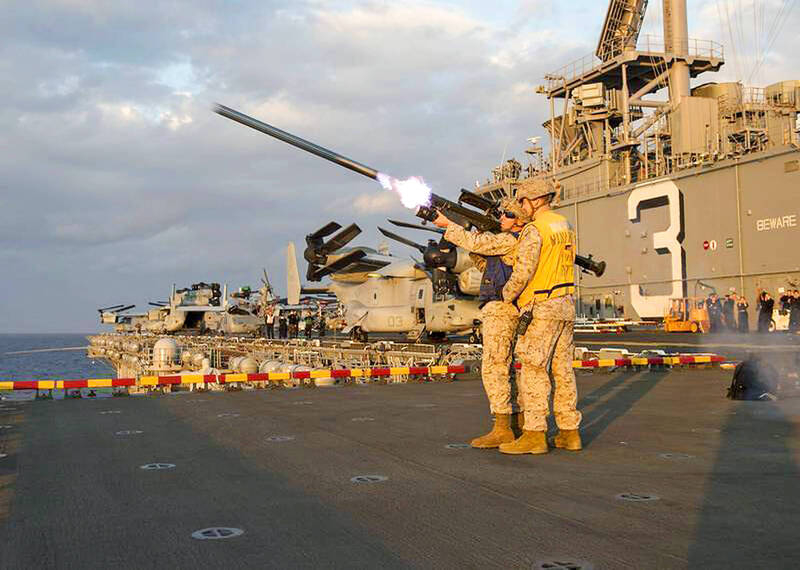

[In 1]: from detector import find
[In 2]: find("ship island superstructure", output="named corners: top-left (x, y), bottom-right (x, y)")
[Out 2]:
top-left (477, 0), bottom-right (800, 322)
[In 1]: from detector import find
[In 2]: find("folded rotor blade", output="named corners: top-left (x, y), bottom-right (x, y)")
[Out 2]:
top-left (388, 219), bottom-right (445, 235)
top-left (98, 304), bottom-right (125, 313)
top-left (320, 223), bottom-right (361, 254)
top-left (307, 221), bottom-right (342, 242)
top-left (312, 250), bottom-right (367, 279)
top-left (112, 304), bottom-right (136, 313)
top-left (378, 227), bottom-right (426, 253)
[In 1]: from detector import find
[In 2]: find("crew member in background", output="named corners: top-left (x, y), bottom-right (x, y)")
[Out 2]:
top-left (722, 291), bottom-right (737, 331)
top-left (736, 296), bottom-right (750, 333)
top-left (263, 305), bottom-right (276, 339)
top-left (288, 311), bottom-right (299, 338)
top-left (278, 313), bottom-right (288, 339)
top-left (790, 290), bottom-right (800, 333)
top-left (304, 312), bottom-right (314, 339)
top-left (318, 306), bottom-right (327, 337)
top-left (778, 287), bottom-right (790, 312)
top-left (297, 311), bottom-right (306, 338)
top-left (433, 197), bottom-right (530, 448)
top-left (707, 293), bottom-right (723, 332)
top-left (500, 178), bottom-right (581, 455)
top-left (757, 289), bottom-right (774, 333)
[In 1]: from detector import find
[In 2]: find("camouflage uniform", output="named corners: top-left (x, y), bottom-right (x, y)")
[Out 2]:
top-left (444, 225), bottom-right (521, 414)
top-left (502, 222), bottom-right (582, 432)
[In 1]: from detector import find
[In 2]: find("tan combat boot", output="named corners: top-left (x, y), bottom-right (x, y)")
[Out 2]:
top-left (553, 429), bottom-right (583, 451)
top-left (498, 431), bottom-right (549, 455)
top-left (470, 414), bottom-right (515, 449)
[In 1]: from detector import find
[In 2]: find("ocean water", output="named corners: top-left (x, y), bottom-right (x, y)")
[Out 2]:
top-left (0, 333), bottom-right (115, 381)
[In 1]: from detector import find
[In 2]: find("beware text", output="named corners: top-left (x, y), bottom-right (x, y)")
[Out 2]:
top-left (756, 214), bottom-right (797, 232)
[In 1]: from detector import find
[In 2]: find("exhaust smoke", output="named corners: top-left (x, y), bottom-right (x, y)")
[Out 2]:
top-left (376, 172), bottom-right (432, 210)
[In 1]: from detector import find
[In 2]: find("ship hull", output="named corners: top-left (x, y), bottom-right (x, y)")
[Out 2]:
top-left (558, 146), bottom-right (800, 326)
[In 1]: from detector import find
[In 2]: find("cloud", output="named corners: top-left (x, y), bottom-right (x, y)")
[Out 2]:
top-left (352, 190), bottom-right (401, 214)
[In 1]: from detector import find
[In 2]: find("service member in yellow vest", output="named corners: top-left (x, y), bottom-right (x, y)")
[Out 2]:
top-left (498, 178), bottom-right (582, 455)
top-left (433, 198), bottom-right (530, 447)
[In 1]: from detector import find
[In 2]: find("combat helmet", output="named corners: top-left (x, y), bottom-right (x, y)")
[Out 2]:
top-left (515, 177), bottom-right (559, 202)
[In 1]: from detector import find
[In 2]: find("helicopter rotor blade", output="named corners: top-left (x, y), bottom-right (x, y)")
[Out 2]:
top-left (306, 221), bottom-right (342, 242)
top-left (97, 304), bottom-right (125, 313)
top-left (312, 250), bottom-right (367, 280)
top-left (388, 219), bottom-right (445, 235)
top-left (378, 227), bottom-right (426, 253)
top-left (320, 223), bottom-right (361, 254)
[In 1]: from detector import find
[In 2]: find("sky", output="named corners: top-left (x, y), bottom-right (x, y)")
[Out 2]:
top-left (1, 0), bottom-right (798, 333)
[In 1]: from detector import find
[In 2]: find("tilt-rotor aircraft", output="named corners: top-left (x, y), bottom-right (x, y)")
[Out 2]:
top-left (99, 279), bottom-right (271, 336)
top-left (287, 221), bottom-right (483, 342)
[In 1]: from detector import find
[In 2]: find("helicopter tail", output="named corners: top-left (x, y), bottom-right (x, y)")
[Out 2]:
top-left (287, 242), bottom-right (301, 306)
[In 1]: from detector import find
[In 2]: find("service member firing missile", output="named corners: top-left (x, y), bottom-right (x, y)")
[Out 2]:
top-left (431, 198), bottom-right (531, 448)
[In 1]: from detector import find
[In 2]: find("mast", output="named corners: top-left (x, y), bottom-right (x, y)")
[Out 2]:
top-left (663, 0), bottom-right (690, 101)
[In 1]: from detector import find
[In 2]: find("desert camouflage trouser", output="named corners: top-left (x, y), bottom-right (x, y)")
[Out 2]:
top-left (516, 317), bottom-right (581, 431)
top-left (480, 301), bottom-right (520, 414)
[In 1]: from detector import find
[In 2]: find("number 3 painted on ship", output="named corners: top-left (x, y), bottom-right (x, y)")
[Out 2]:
top-left (627, 181), bottom-right (686, 318)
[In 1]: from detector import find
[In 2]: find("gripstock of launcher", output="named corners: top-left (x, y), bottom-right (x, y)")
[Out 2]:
top-left (212, 103), bottom-right (606, 278)
top-left (415, 193), bottom-right (501, 233)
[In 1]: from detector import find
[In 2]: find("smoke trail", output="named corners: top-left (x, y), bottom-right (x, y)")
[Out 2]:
top-left (376, 172), bottom-right (432, 209)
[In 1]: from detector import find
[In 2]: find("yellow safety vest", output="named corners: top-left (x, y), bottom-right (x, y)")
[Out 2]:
top-left (516, 210), bottom-right (576, 307)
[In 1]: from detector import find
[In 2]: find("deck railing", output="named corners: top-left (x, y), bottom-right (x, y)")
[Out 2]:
top-left (545, 36), bottom-right (724, 91)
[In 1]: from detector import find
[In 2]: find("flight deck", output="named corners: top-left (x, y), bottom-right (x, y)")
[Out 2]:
top-left (1, 368), bottom-right (798, 569)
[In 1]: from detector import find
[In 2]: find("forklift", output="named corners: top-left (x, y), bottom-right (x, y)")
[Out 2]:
top-left (664, 297), bottom-right (710, 333)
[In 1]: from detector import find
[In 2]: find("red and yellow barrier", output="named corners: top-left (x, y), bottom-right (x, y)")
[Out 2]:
top-left (0, 356), bottom-right (727, 391)
top-left (0, 365), bottom-right (467, 391)
top-left (572, 355), bottom-right (726, 368)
